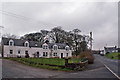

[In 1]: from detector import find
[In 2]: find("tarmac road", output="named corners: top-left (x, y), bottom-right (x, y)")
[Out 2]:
top-left (95, 54), bottom-right (119, 76)
top-left (1, 54), bottom-right (119, 79)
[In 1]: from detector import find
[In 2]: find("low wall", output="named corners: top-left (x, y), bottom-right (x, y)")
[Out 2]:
top-left (65, 59), bottom-right (88, 70)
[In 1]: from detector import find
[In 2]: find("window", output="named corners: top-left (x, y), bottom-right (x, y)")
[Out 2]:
top-left (53, 45), bottom-right (58, 50)
top-left (42, 43), bottom-right (48, 49)
top-left (10, 42), bottom-right (13, 46)
top-left (9, 40), bottom-right (14, 46)
top-left (43, 45), bottom-right (48, 49)
top-left (43, 52), bottom-right (48, 56)
top-left (25, 43), bottom-right (28, 47)
top-left (65, 46), bottom-right (69, 51)
top-left (18, 50), bottom-right (20, 54)
top-left (53, 53), bottom-right (57, 56)
top-left (24, 41), bottom-right (29, 47)
top-left (45, 46), bottom-right (48, 49)
top-left (10, 50), bottom-right (13, 54)
top-left (43, 46), bottom-right (45, 49)
top-left (66, 53), bottom-right (68, 57)
top-left (25, 50), bottom-right (28, 54)
top-left (43, 52), bottom-right (45, 56)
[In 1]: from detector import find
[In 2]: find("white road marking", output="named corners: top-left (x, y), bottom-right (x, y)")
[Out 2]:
top-left (103, 63), bottom-right (120, 79)
top-left (98, 58), bottom-right (119, 79)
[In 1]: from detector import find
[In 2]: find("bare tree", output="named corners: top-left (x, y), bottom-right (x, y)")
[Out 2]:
top-left (3, 33), bottom-right (18, 39)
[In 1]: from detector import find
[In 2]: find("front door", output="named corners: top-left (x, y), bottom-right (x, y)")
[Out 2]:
top-left (61, 53), bottom-right (63, 58)
top-left (37, 52), bottom-right (39, 58)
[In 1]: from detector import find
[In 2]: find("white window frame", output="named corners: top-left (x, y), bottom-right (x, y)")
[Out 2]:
top-left (53, 45), bottom-right (58, 50)
top-left (43, 52), bottom-right (48, 56)
top-left (42, 44), bottom-right (48, 49)
top-left (10, 50), bottom-right (13, 54)
top-left (24, 41), bottom-right (29, 47)
top-left (9, 40), bottom-right (14, 46)
top-left (53, 52), bottom-right (57, 56)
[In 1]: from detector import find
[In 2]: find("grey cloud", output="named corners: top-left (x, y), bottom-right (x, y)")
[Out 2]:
top-left (1, 2), bottom-right (118, 49)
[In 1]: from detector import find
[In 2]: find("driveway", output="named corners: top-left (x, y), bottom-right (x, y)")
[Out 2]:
top-left (1, 54), bottom-right (119, 79)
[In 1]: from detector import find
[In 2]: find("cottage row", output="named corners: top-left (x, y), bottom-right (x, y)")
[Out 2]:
top-left (1, 37), bottom-right (72, 58)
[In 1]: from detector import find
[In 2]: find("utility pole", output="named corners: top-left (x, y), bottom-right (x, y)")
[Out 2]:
top-left (0, 26), bottom-right (4, 57)
top-left (90, 32), bottom-right (92, 51)
top-left (0, 26), bottom-right (4, 41)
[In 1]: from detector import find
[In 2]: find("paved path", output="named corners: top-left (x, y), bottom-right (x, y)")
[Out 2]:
top-left (1, 54), bottom-right (119, 79)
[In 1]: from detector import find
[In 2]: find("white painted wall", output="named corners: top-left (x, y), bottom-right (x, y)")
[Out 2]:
top-left (3, 45), bottom-right (72, 58)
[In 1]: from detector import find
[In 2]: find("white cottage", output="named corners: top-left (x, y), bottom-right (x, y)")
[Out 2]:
top-left (104, 46), bottom-right (118, 55)
top-left (1, 37), bottom-right (72, 58)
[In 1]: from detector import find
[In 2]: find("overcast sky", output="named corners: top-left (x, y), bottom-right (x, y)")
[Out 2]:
top-left (0, 1), bottom-right (118, 50)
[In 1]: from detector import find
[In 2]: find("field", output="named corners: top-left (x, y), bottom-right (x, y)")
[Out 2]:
top-left (4, 57), bottom-right (82, 71)
top-left (104, 52), bottom-right (120, 60)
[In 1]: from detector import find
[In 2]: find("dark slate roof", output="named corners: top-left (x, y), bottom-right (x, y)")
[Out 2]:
top-left (56, 43), bottom-right (67, 49)
top-left (2, 37), bottom-right (27, 46)
top-left (2, 37), bottom-right (67, 49)
top-left (29, 41), bottom-right (43, 48)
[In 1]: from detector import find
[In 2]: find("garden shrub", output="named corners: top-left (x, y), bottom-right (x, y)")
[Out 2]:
top-left (77, 51), bottom-right (94, 64)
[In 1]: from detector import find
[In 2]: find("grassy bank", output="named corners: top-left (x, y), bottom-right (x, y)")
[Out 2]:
top-left (104, 52), bottom-right (120, 60)
top-left (4, 57), bottom-right (82, 71)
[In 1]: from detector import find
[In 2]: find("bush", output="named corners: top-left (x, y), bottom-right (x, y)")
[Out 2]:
top-left (118, 54), bottom-right (120, 59)
top-left (106, 52), bottom-right (110, 55)
top-left (77, 51), bottom-right (94, 64)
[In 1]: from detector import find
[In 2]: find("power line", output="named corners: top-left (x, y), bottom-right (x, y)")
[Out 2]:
top-left (0, 10), bottom-right (59, 27)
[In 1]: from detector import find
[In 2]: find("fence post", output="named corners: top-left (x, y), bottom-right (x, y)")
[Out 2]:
top-left (65, 59), bottom-right (68, 67)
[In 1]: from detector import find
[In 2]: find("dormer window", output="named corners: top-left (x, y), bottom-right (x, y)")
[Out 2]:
top-left (10, 42), bottom-right (13, 46)
top-left (43, 45), bottom-right (48, 49)
top-left (53, 45), bottom-right (58, 50)
top-left (43, 43), bottom-right (48, 49)
top-left (24, 41), bottom-right (29, 47)
top-left (25, 43), bottom-right (28, 47)
top-left (9, 40), bottom-right (14, 46)
top-left (65, 46), bottom-right (69, 51)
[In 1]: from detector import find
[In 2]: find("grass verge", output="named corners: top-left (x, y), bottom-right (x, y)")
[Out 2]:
top-left (3, 57), bottom-right (82, 71)
top-left (104, 52), bottom-right (120, 60)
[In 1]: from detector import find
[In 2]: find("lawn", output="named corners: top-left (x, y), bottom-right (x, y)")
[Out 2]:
top-left (4, 57), bottom-right (82, 71)
top-left (104, 52), bottom-right (120, 60)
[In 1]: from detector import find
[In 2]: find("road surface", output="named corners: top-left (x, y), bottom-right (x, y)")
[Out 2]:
top-left (0, 58), bottom-right (2, 80)
top-left (95, 54), bottom-right (119, 77)
top-left (1, 54), bottom-right (119, 79)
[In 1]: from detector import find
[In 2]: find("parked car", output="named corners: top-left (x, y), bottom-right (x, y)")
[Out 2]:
top-left (100, 51), bottom-right (104, 56)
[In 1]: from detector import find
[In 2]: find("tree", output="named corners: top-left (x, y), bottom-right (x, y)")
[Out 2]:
top-left (3, 33), bottom-right (18, 39)
top-left (71, 29), bottom-right (82, 55)
top-left (51, 26), bottom-right (66, 43)
top-left (20, 27), bottom-right (90, 56)
top-left (20, 32), bottom-right (43, 42)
